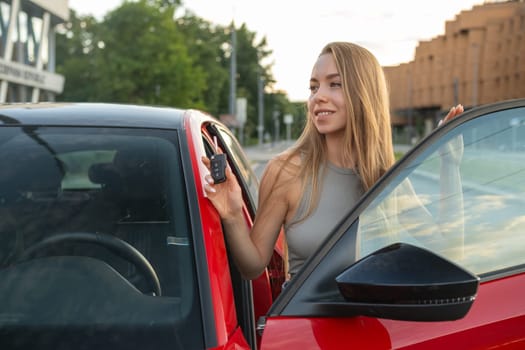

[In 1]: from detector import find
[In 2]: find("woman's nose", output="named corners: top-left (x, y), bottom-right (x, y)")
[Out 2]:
top-left (313, 85), bottom-right (329, 103)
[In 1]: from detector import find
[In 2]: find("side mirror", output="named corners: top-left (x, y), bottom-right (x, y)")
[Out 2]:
top-left (336, 242), bottom-right (479, 321)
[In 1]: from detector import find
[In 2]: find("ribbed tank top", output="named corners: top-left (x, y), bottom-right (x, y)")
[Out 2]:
top-left (284, 162), bottom-right (364, 277)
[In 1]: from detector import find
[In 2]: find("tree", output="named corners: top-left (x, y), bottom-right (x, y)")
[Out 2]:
top-left (56, 0), bottom-right (291, 128)
top-left (94, 0), bottom-right (206, 107)
top-left (57, 1), bottom-right (207, 107)
top-left (175, 11), bottom-right (229, 116)
top-left (230, 23), bottom-right (275, 142)
top-left (55, 11), bottom-right (103, 101)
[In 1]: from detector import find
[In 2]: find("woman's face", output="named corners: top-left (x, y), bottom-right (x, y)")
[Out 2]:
top-left (308, 53), bottom-right (347, 136)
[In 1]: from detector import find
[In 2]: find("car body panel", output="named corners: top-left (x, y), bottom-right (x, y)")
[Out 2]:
top-left (184, 109), bottom-right (283, 348)
top-left (183, 109), bottom-right (237, 345)
top-left (261, 272), bottom-right (525, 349)
top-left (0, 102), bottom-right (186, 129)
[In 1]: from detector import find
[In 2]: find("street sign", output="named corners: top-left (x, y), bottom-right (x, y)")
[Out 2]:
top-left (0, 58), bottom-right (64, 93)
top-left (236, 97), bottom-right (247, 125)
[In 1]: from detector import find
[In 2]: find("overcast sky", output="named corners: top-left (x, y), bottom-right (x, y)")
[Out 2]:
top-left (69, 0), bottom-right (484, 101)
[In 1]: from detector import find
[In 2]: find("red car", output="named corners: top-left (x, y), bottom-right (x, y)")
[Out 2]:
top-left (0, 101), bottom-right (523, 349)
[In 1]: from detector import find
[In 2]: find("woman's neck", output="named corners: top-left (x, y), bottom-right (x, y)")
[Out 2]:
top-left (325, 133), bottom-right (354, 169)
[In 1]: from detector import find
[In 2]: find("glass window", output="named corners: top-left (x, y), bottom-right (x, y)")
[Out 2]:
top-left (217, 126), bottom-right (259, 208)
top-left (357, 107), bottom-right (525, 277)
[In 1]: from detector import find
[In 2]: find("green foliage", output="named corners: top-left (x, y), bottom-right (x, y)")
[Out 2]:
top-left (175, 12), bottom-right (229, 115)
top-left (55, 12), bottom-right (102, 101)
top-left (56, 0), bottom-right (298, 134)
top-left (95, 1), bottom-right (206, 106)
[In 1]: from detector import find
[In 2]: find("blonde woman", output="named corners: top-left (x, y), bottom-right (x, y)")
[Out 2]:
top-left (202, 42), bottom-right (463, 280)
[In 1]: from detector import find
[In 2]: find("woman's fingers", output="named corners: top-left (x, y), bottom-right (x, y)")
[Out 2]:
top-left (202, 155), bottom-right (235, 196)
top-left (440, 104), bottom-right (464, 126)
top-left (202, 155), bottom-right (211, 168)
top-left (446, 104), bottom-right (464, 121)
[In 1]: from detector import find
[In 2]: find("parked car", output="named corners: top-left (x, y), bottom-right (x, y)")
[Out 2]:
top-left (0, 100), bottom-right (523, 349)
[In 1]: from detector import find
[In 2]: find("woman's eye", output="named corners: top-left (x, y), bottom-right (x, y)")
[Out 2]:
top-left (331, 82), bottom-right (342, 88)
top-left (309, 85), bottom-right (319, 93)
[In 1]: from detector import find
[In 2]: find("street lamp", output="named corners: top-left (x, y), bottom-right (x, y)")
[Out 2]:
top-left (258, 76), bottom-right (264, 145)
top-left (273, 110), bottom-right (280, 144)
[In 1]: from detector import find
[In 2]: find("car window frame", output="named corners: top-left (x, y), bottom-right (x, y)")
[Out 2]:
top-left (200, 121), bottom-right (259, 349)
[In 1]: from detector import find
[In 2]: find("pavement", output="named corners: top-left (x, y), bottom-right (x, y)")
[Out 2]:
top-left (243, 141), bottom-right (295, 162)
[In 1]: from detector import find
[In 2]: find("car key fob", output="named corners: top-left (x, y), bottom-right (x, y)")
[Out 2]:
top-left (210, 153), bottom-right (227, 183)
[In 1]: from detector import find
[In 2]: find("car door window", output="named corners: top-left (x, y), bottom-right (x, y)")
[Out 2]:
top-left (358, 106), bottom-right (525, 277)
top-left (216, 126), bottom-right (259, 209)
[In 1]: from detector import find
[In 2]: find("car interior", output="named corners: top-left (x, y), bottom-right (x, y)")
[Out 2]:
top-left (0, 126), bottom-right (202, 349)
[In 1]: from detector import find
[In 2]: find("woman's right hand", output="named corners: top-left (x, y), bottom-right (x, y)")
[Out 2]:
top-left (201, 156), bottom-right (244, 220)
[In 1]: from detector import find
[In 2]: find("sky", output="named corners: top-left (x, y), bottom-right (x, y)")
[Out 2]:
top-left (69, 0), bottom-right (485, 101)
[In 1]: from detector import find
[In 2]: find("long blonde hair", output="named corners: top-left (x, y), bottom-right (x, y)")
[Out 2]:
top-left (284, 42), bottom-right (395, 222)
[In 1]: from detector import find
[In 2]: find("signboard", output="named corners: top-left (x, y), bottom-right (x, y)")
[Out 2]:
top-left (30, 0), bottom-right (69, 21)
top-left (236, 97), bottom-right (247, 125)
top-left (0, 58), bottom-right (64, 93)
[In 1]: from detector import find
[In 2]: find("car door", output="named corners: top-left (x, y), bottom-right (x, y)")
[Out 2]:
top-left (259, 99), bottom-right (525, 349)
top-left (198, 120), bottom-right (286, 350)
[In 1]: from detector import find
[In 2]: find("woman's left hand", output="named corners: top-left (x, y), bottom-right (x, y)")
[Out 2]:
top-left (439, 104), bottom-right (464, 165)
top-left (439, 104), bottom-right (464, 126)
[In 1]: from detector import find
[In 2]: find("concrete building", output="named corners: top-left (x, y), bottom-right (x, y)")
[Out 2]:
top-left (385, 0), bottom-right (525, 141)
top-left (0, 0), bottom-right (68, 103)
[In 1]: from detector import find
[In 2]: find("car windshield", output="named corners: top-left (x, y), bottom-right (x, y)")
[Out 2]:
top-left (0, 126), bottom-right (203, 349)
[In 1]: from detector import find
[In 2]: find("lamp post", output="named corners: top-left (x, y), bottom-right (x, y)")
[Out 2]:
top-left (273, 110), bottom-right (280, 144)
top-left (228, 22), bottom-right (237, 120)
top-left (258, 76), bottom-right (264, 145)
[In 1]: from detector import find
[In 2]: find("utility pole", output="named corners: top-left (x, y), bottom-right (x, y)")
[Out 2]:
top-left (273, 110), bottom-right (280, 144)
top-left (229, 22), bottom-right (237, 122)
top-left (258, 75), bottom-right (264, 145)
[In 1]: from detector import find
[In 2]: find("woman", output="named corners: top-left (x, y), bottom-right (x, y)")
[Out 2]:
top-left (202, 41), bottom-right (463, 280)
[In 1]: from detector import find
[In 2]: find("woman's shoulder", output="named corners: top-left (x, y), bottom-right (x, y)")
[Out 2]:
top-left (262, 150), bottom-right (302, 184)
top-left (271, 149), bottom-right (302, 170)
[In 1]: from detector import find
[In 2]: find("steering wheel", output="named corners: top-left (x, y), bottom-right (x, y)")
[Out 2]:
top-left (18, 232), bottom-right (162, 296)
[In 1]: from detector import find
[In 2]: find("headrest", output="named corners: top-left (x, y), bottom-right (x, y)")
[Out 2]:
top-left (112, 146), bottom-right (163, 200)
top-left (88, 163), bottom-right (120, 187)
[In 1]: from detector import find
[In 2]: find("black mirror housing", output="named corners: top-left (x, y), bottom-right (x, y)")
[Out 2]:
top-left (336, 243), bottom-right (479, 321)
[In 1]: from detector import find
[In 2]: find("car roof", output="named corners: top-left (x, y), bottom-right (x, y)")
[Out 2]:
top-left (0, 103), bottom-right (213, 129)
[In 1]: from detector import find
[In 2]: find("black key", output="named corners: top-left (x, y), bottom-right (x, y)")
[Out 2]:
top-left (210, 153), bottom-right (227, 183)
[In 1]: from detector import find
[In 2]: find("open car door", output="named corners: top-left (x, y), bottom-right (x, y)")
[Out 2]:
top-left (260, 99), bottom-right (525, 349)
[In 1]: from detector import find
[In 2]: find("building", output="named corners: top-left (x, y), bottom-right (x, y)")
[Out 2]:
top-left (385, 0), bottom-right (525, 141)
top-left (0, 0), bottom-right (68, 103)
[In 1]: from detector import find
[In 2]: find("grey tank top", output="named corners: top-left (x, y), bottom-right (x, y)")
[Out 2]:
top-left (284, 162), bottom-right (364, 277)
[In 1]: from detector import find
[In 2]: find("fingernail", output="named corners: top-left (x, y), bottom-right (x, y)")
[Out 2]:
top-left (205, 175), bottom-right (214, 185)
top-left (205, 184), bottom-right (216, 193)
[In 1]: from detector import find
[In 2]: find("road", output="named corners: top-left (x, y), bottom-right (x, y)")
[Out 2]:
top-left (244, 141), bottom-right (294, 178)
top-left (244, 141), bottom-right (412, 179)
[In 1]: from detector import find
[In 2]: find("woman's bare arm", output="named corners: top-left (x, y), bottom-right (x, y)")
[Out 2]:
top-left (202, 156), bottom-right (291, 279)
